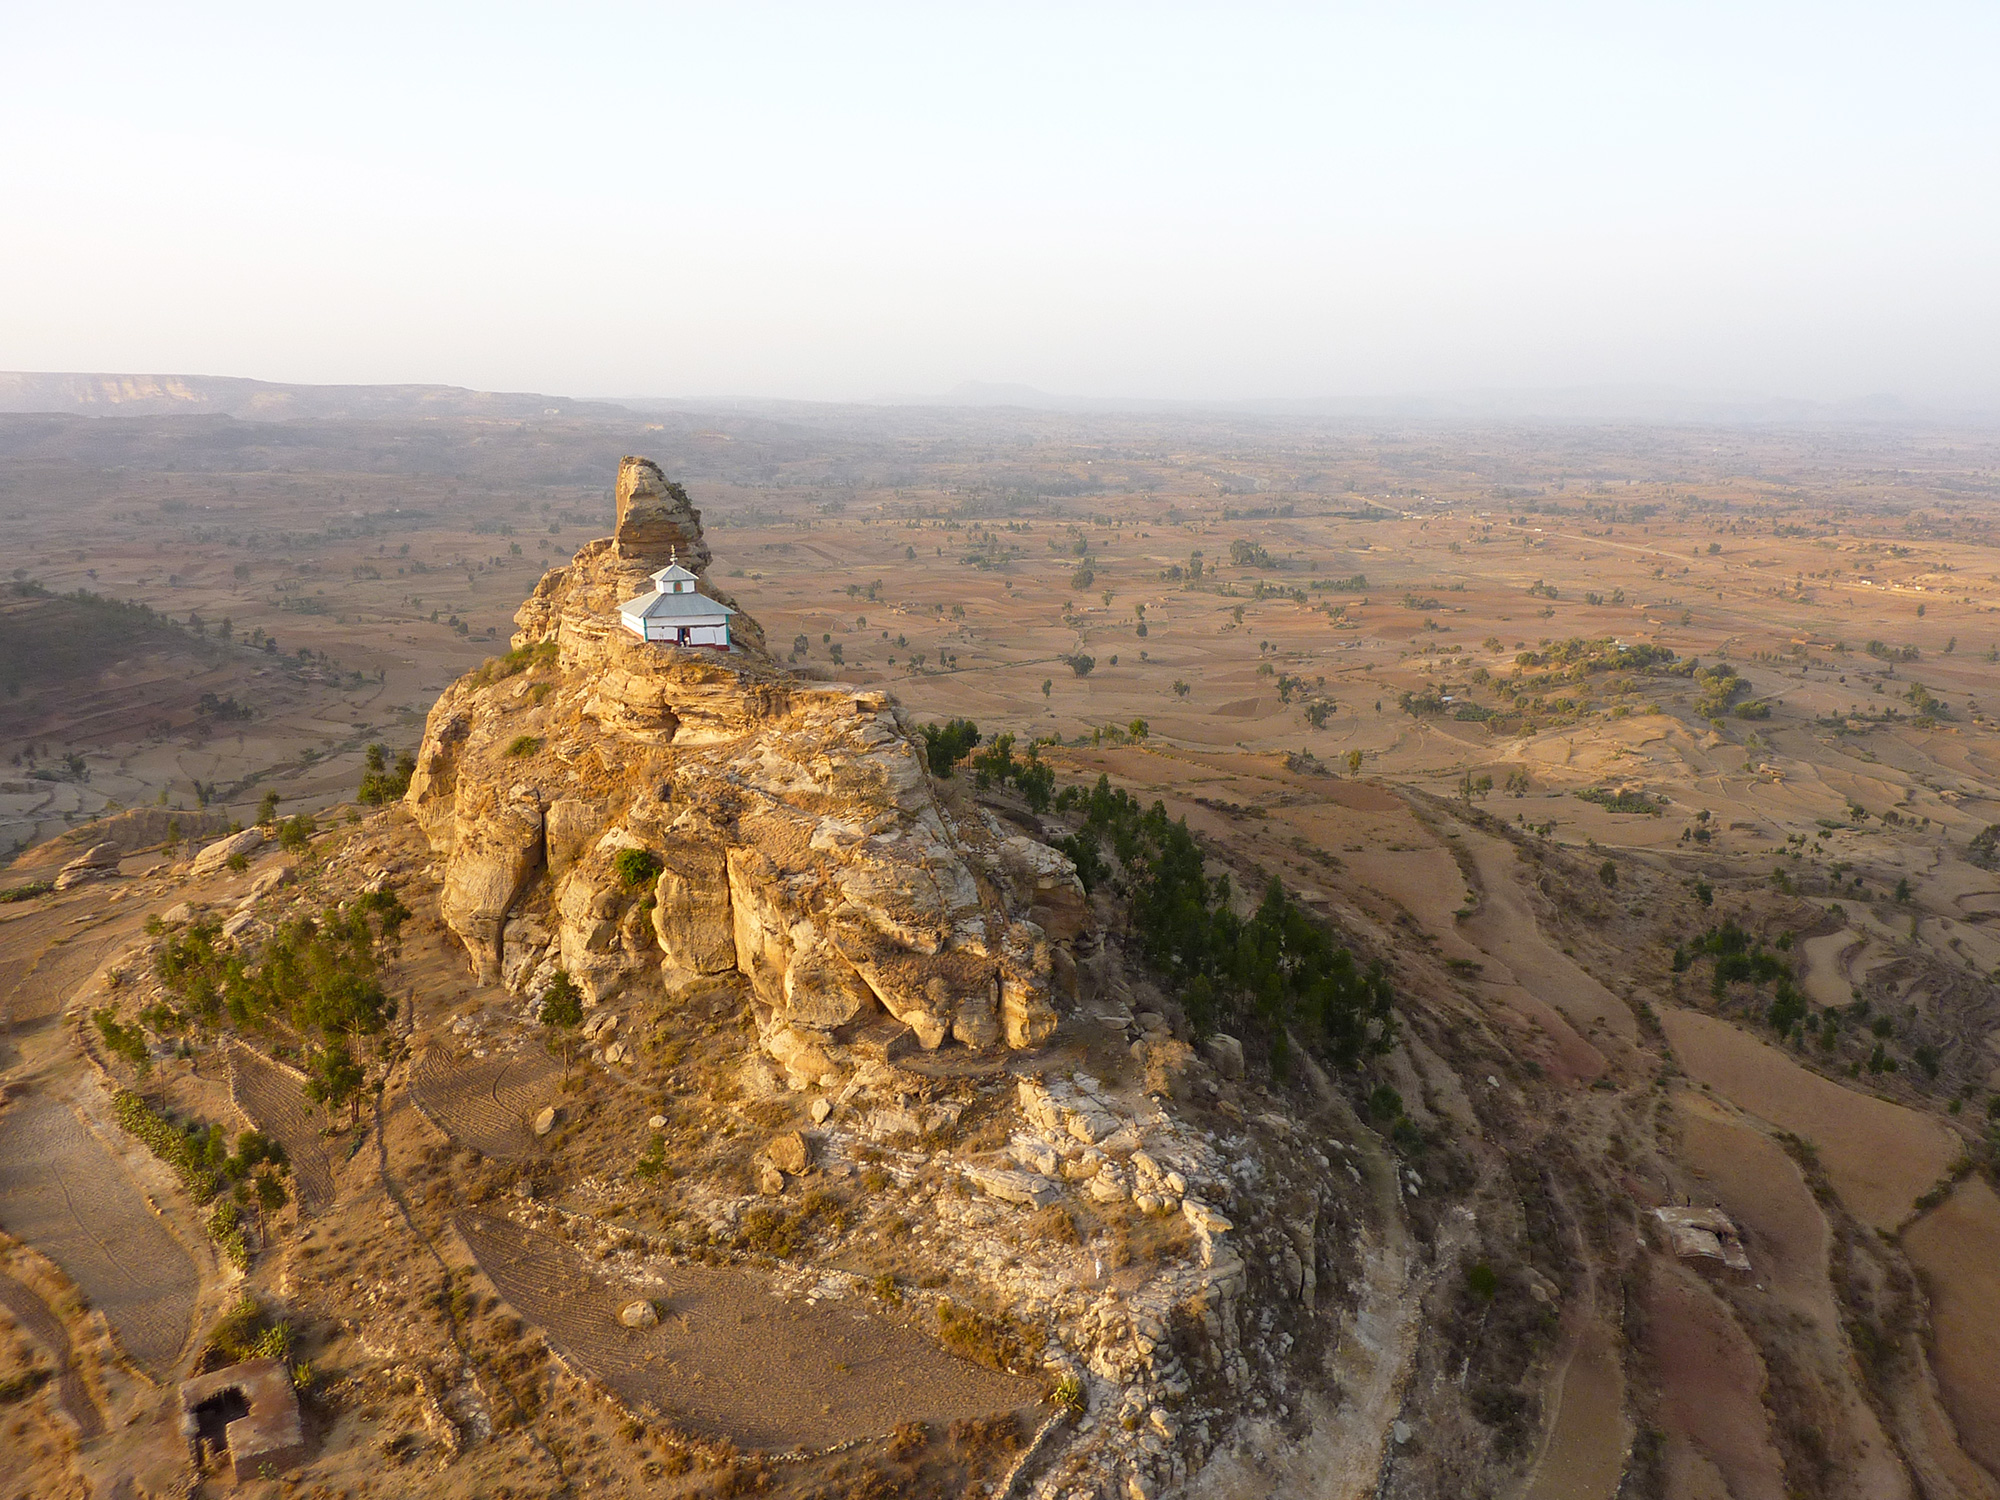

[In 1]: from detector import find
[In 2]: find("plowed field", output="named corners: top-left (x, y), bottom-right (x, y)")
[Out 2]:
top-left (457, 1212), bottom-right (1037, 1451)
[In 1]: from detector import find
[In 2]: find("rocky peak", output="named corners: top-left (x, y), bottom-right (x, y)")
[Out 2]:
top-left (613, 455), bottom-right (711, 572)
top-left (406, 459), bottom-right (1087, 1077)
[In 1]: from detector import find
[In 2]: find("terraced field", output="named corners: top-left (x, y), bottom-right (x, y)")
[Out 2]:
top-left (0, 1268), bottom-right (101, 1438)
top-left (0, 1083), bottom-right (198, 1378)
top-left (456, 1212), bottom-right (1038, 1451)
top-left (228, 1042), bottom-right (335, 1219)
top-left (411, 1044), bottom-right (560, 1161)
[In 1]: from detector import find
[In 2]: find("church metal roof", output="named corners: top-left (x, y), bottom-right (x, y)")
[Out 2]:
top-left (620, 587), bottom-right (734, 621)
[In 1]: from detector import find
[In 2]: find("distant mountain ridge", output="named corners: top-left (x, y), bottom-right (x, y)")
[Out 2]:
top-left (0, 372), bottom-right (635, 422)
top-left (1, 371), bottom-right (1962, 429)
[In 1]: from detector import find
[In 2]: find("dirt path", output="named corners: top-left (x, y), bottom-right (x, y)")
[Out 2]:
top-left (1657, 1007), bottom-right (1956, 1231)
top-left (1902, 1176), bottom-right (2000, 1479)
top-left (0, 1267), bottom-right (102, 1438)
top-left (1458, 827), bottom-right (1636, 1043)
top-left (410, 1044), bottom-right (559, 1162)
top-left (227, 1042), bottom-right (335, 1218)
top-left (0, 1081), bottom-right (200, 1379)
top-left (455, 1212), bottom-right (1038, 1451)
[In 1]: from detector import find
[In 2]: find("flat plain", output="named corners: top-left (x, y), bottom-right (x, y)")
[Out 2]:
top-left (3, 392), bottom-right (2000, 1499)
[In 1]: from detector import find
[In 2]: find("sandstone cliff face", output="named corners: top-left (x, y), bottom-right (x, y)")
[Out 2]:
top-left (407, 457), bottom-right (1083, 1075)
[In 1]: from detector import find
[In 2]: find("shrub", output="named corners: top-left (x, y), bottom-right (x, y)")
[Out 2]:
top-left (1366, 1083), bottom-right (1404, 1121)
top-left (207, 1201), bottom-right (250, 1269)
top-left (613, 847), bottom-right (662, 889)
top-left (93, 1008), bottom-right (151, 1072)
top-left (504, 734), bottom-right (542, 758)
top-left (1575, 787), bottom-right (1661, 815)
top-left (936, 1300), bottom-right (1034, 1374)
top-left (1467, 1262), bottom-right (1499, 1300)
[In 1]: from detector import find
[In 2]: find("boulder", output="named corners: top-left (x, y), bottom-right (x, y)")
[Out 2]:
top-left (767, 1131), bottom-right (811, 1175)
top-left (963, 1165), bottom-right (1062, 1208)
top-left (998, 835), bottom-right (1091, 944)
top-left (1182, 1198), bottom-right (1233, 1235)
top-left (248, 861), bottom-right (295, 899)
top-left (533, 1105), bottom-right (558, 1137)
top-left (190, 828), bottom-right (265, 878)
top-left (755, 1160), bottom-right (786, 1196)
top-left (764, 1024), bottom-right (835, 1089)
top-left (55, 841), bottom-right (123, 889)
top-left (619, 1299), bottom-right (659, 1329)
top-left (1204, 1033), bottom-right (1245, 1080)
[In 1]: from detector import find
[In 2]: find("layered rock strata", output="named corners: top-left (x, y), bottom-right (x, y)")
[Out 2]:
top-left (408, 457), bottom-right (1085, 1075)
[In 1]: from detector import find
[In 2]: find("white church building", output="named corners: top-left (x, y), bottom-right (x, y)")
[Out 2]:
top-left (617, 556), bottom-right (735, 649)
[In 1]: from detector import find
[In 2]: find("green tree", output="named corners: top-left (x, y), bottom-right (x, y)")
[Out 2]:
top-left (921, 718), bottom-right (982, 777)
top-left (539, 971), bottom-right (584, 1080)
top-left (303, 1043), bottom-right (365, 1128)
top-left (256, 790), bottom-right (280, 826)
top-left (1345, 749), bottom-right (1363, 775)
top-left (358, 744), bottom-right (414, 804)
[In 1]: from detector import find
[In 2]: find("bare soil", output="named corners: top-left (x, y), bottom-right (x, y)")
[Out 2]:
top-left (1903, 1176), bottom-right (2000, 1477)
top-left (227, 1041), bottom-right (336, 1219)
top-left (456, 1212), bottom-right (1039, 1453)
top-left (0, 1077), bottom-right (199, 1378)
top-left (410, 1044), bottom-right (560, 1163)
top-left (1658, 1006), bottom-right (1959, 1231)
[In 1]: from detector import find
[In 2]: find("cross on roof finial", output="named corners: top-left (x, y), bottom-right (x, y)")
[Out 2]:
top-left (669, 545), bottom-right (677, 565)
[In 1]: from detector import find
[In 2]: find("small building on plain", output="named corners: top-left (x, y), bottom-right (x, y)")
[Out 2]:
top-left (618, 559), bottom-right (734, 649)
top-left (178, 1358), bottom-right (305, 1484)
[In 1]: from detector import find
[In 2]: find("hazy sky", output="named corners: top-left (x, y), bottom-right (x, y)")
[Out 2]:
top-left (4, 3), bottom-right (1996, 406)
